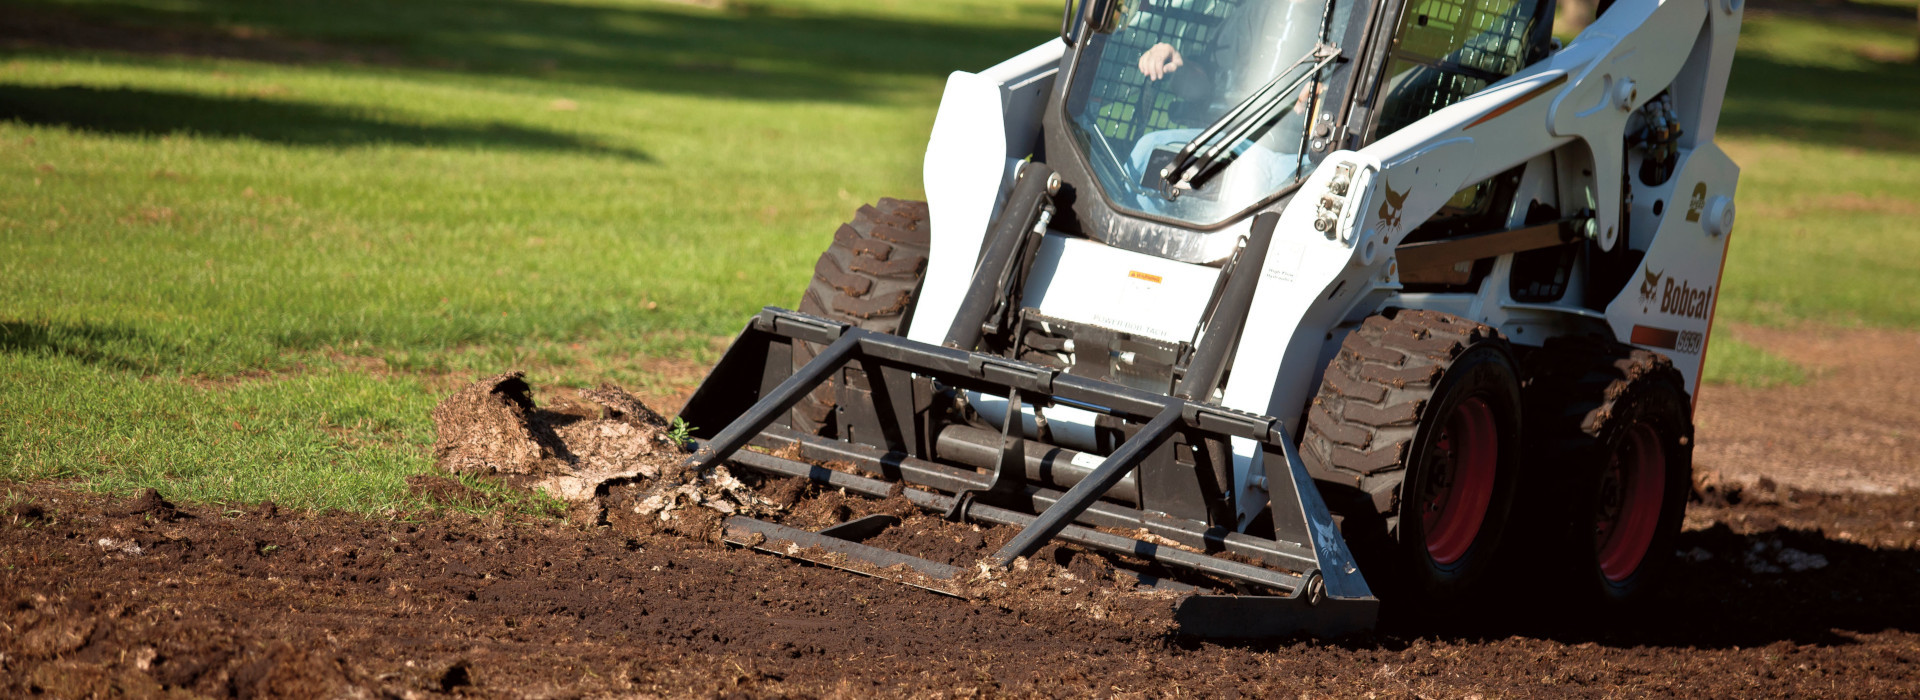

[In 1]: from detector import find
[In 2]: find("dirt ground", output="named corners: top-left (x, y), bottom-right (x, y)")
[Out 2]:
top-left (6, 324), bottom-right (1920, 698)
top-left (1694, 323), bottom-right (1920, 495)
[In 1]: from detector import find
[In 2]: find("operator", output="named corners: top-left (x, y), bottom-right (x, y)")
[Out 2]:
top-left (1124, 0), bottom-right (1329, 202)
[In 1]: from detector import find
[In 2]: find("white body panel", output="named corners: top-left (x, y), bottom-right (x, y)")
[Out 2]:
top-left (1025, 235), bottom-right (1222, 344)
top-left (1604, 143), bottom-right (1740, 394)
top-left (911, 40), bottom-right (1064, 347)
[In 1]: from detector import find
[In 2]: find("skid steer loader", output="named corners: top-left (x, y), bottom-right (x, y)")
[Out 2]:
top-left (679, 0), bottom-right (1742, 638)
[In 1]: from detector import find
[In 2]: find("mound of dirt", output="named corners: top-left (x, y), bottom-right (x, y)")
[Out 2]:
top-left (430, 371), bottom-right (556, 477)
top-left (431, 373), bottom-right (697, 508)
top-left (108, 488), bottom-right (185, 521)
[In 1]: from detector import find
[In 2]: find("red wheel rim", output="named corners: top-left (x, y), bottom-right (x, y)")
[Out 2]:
top-left (1595, 422), bottom-right (1666, 582)
top-left (1420, 397), bottom-right (1499, 566)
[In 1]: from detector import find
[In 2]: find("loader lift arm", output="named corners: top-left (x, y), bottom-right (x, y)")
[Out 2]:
top-left (680, 308), bottom-right (1377, 638)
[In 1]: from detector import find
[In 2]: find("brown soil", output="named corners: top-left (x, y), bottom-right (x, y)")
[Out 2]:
top-left (7, 326), bottom-right (1920, 696)
top-left (6, 478), bottom-right (1919, 697)
top-left (1695, 323), bottom-right (1920, 494)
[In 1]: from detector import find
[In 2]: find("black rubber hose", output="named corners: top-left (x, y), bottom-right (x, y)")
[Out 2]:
top-left (943, 161), bottom-right (1057, 353)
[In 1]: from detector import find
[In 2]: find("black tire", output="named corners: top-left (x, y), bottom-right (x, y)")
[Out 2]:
top-left (791, 198), bottom-right (931, 435)
top-left (1300, 309), bottom-right (1524, 602)
top-left (1524, 342), bottom-right (1693, 607)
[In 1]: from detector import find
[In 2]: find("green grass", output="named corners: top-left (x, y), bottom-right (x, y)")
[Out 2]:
top-left (1702, 336), bottom-right (1807, 388)
top-left (0, 0), bottom-right (1912, 510)
top-left (1714, 14), bottom-right (1920, 331)
top-left (1697, 12), bottom-right (1920, 387)
top-left (0, 0), bottom-right (1059, 512)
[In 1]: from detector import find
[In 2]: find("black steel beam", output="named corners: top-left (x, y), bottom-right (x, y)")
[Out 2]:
top-left (989, 405), bottom-right (1181, 566)
top-left (944, 161), bottom-right (1056, 352)
top-left (721, 516), bottom-right (963, 595)
top-left (723, 446), bottom-right (1306, 593)
top-left (749, 426), bottom-right (1322, 573)
top-left (1176, 211), bottom-right (1279, 401)
top-left (684, 330), bottom-right (858, 471)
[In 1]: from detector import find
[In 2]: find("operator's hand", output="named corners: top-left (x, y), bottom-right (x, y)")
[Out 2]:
top-left (1294, 81), bottom-right (1327, 113)
top-left (1138, 43), bottom-right (1183, 81)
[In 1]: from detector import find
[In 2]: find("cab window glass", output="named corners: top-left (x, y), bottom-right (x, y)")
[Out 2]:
top-left (1370, 0), bottom-right (1545, 141)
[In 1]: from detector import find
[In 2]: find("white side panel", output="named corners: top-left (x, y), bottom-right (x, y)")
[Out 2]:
top-left (1544, 0), bottom-right (1710, 253)
top-left (1024, 236), bottom-right (1221, 344)
top-left (978, 40), bottom-right (1066, 166)
top-left (913, 73), bottom-right (1012, 346)
top-left (1218, 152), bottom-right (1388, 526)
top-left (909, 41), bottom-right (1063, 346)
top-left (1605, 143), bottom-right (1740, 397)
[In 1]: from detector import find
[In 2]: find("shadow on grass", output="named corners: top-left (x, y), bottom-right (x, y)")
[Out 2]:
top-left (0, 0), bottom-right (1057, 103)
top-left (0, 320), bottom-right (175, 373)
top-left (0, 84), bottom-right (649, 158)
top-left (1720, 20), bottom-right (1920, 153)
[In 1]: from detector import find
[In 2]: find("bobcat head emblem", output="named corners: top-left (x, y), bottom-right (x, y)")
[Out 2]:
top-left (1640, 268), bottom-right (1664, 310)
top-left (1376, 178), bottom-right (1411, 230)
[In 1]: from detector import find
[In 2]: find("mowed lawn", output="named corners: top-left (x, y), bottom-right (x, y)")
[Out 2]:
top-left (2, 0), bottom-right (1915, 511)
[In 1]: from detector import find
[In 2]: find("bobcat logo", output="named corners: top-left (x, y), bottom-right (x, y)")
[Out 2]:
top-left (1376, 178), bottom-right (1411, 231)
top-left (1640, 268), bottom-right (1663, 311)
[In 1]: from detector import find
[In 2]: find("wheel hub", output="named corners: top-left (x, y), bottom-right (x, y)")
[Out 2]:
top-left (1595, 422), bottom-right (1666, 582)
top-left (1420, 397), bottom-right (1498, 565)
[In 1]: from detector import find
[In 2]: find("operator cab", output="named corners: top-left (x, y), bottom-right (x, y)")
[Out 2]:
top-left (1045, 0), bottom-right (1555, 259)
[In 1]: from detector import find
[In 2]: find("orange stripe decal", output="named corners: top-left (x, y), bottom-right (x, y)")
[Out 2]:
top-left (1128, 270), bottom-right (1163, 283)
top-left (1464, 74), bottom-right (1568, 130)
top-left (1630, 324), bottom-right (1680, 349)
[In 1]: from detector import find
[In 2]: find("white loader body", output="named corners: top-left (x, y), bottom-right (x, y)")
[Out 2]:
top-left (914, 0), bottom-right (1743, 529)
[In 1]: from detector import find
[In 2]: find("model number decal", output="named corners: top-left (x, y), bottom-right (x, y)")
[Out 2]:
top-left (1674, 331), bottom-right (1703, 355)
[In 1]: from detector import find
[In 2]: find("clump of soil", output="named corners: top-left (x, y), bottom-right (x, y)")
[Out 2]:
top-left (404, 474), bottom-right (495, 509)
top-left (108, 488), bottom-right (184, 521)
top-left (429, 373), bottom-right (694, 508)
top-left (7, 501), bottom-right (46, 525)
top-left (430, 371), bottom-right (555, 477)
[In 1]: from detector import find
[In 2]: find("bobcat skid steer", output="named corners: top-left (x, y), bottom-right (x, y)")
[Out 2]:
top-left (679, 0), bottom-right (1742, 638)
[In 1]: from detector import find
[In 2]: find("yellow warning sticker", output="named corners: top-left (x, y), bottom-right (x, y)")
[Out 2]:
top-left (1128, 270), bottom-right (1163, 284)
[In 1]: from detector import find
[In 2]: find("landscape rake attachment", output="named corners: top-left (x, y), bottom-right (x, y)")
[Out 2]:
top-left (674, 0), bottom-right (1743, 634)
top-left (679, 307), bottom-right (1377, 639)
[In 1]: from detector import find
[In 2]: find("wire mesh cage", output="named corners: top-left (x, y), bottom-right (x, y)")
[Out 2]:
top-left (1083, 0), bottom-right (1249, 143)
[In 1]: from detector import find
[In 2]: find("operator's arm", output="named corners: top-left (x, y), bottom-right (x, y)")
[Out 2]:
top-left (1138, 43), bottom-right (1184, 80)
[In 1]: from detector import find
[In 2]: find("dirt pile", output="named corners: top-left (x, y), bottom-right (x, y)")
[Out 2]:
top-left (432, 372), bottom-right (702, 505)
top-left (431, 374), bottom-right (1186, 636)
